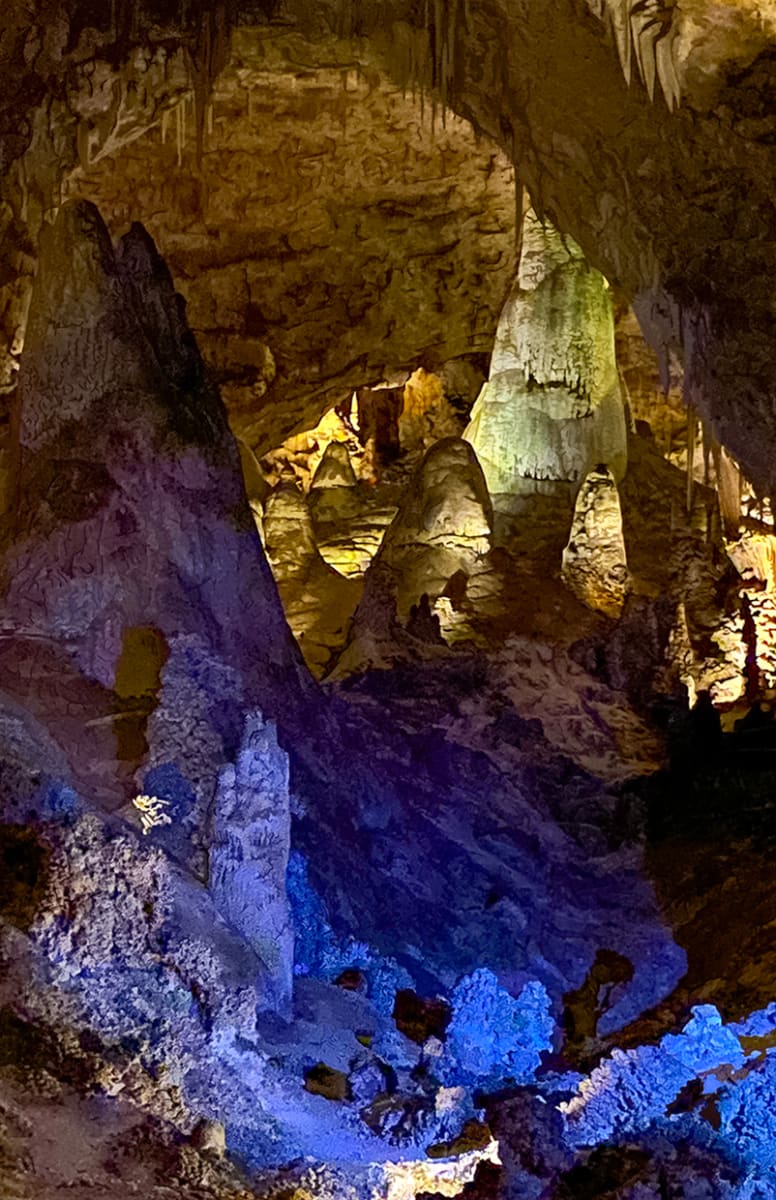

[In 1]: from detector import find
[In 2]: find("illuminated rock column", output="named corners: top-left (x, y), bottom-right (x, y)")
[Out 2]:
top-left (465, 208), bottom-right (627, 511)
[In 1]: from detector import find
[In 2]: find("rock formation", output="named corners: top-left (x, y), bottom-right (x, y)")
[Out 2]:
top-left (263, 484), bottom-right (362, 675)
top-left (398, 368), bottom-right (461, 455)
top-left (209, 712), bottom-right (293, 1013)
top-left (310, 441), bottom-right (358, 491)
top-left (334, 437), bottom-right (493, 670)
top-left (465, 208), bottom-right (627, 510)
top-left (0, 199), bottom-right (307, 811)
top-left (561, 464), bottom-right (630, 617)
top-left (263, 485), bottom-right (322, 581)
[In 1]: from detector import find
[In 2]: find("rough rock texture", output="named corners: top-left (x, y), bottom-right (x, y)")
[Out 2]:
top-left (263, 485), bottom-right (363, 675)
top-left (464, 209), bottom-right (627, 510)
top-left (398, 369), bottom-right (463, 456)
top-left (334, 437), bottom-right (493, 671)
top-left (310, 442), bottom-right (358, 491)
top-left (73, 27), bottom-right (516, 454)
top-left (300, 654), bottom-right (685, 1034)
top-left (209, 712), bottom-right (293, 1013)
top-left (264, 485), bottom-right (322, 579)
top-left (561, 465), bottom-right (630, 619)
top-left (6, 3), bottom-right (776, 493)
top-left (0, 199), bottom-right (307, 809)
top-left (305, 0), bottom-right (776, 499)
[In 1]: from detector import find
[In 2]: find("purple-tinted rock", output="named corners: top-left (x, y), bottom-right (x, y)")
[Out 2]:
top-left (0, 199), bottom-right (308, 810)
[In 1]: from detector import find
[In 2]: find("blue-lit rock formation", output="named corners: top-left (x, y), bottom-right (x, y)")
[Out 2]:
top-left (209, 712), bottom-right (294, 1013)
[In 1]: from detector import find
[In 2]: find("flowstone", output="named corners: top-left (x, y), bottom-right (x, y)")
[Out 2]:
top-left (465, 208), bottom-right (627, 510)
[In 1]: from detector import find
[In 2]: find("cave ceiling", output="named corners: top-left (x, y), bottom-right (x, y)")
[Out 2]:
top-left (3, 0), bottom-right (776, 482)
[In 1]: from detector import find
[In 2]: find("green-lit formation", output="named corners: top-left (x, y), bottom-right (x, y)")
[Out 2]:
top-left (465, 208), bottom-right (627, 510)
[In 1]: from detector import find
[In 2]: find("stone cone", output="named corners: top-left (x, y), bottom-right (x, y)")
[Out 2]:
top-left (0, 199), bottom-right (308, 809)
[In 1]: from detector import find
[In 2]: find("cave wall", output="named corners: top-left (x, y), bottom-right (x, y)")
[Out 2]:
top-left (4, 1), bottom-right (776, 489)
top-left (283, 0), bottom-right (776, 495)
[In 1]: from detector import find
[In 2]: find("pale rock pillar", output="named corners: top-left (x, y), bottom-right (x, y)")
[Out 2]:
top-left (465, 209), bottom-right (627, 511)
top-left (209, 711), bottom-right (294, 1014)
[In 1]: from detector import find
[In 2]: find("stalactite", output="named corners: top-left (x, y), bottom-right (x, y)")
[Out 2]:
top-left (186, 2), bottom-right (230, 169)
top-left (176, 98), bottom-right (185, 167)
top-left (701, 418), bottom-right (711, 487)
top-left (712, 439), bottom-right (742, 539)
top-left (594, 0), bottom-right (681, 110)
top-left (686, 406), bottom-right (697, 515)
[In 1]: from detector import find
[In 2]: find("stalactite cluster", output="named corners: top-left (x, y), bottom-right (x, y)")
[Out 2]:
top-left (586, 0), bottom-right (681, 109)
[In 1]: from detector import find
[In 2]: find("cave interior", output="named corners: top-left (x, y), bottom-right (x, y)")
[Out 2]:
top-left (5, 1), bottom-right (776, 1197)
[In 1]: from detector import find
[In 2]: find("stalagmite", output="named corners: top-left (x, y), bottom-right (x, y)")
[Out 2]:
top-left (561, 464), bottom-right (629, 618)
top-left (209, 711), bottom-right (294, 1014)
top-left (333, 437), bottom-right (492, 672)
top-left (0, 199), bottom-right (307, 809)
top-left (464, 208), bottom-right (627, 511)
top-left (686, 407), bottom-right (697, 514)
top-left (310, 441), bottom-right (357, 490)
top-left (712, 439), bottom-right (742, 539)
top-left (263, 485), bottom-right (321, 581)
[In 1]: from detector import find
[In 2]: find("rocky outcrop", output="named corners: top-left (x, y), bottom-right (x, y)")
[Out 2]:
top-left (465, 208), bottom-right (627, 511)
top-left (209, 712), bottom-right (293, 1013)
top-left (0, 198), bottom-right (307, 810)
top-left (561, 465), bottom-right (629, 618)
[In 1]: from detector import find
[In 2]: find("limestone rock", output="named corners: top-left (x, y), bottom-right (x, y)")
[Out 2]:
top-left (562, 465), bottom-right (629, 618)
top-left (74, 28), bottom-right (516, 454)
top-left (398, 368), bottom-right (461, 454)
top-left (304, 1063), bottom-right (351, 1101)
top-left (465, 209), bottom-right (627, 510)
top-left (209, 712), bottom-right (293, 1013)
top-left (237, 437), bottom-right (268, 538)
top-left (383, 437), bottom-right (493, 565)
top-left (263, 484), bottom-right (363, 677)
top-left (0, 199), bottom-right (307, 806)
top-left (310, 442), bottom-right (357, 490)
top-left (264, 485), bottom-right (321, 580)
top-left (333, 438), bottom-right (493, 671)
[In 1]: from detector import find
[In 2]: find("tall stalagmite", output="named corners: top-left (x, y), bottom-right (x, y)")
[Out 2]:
top-left (465, 208), bottom-right (627, 510)
top-left (0, 199), bottom-right (307, 810)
